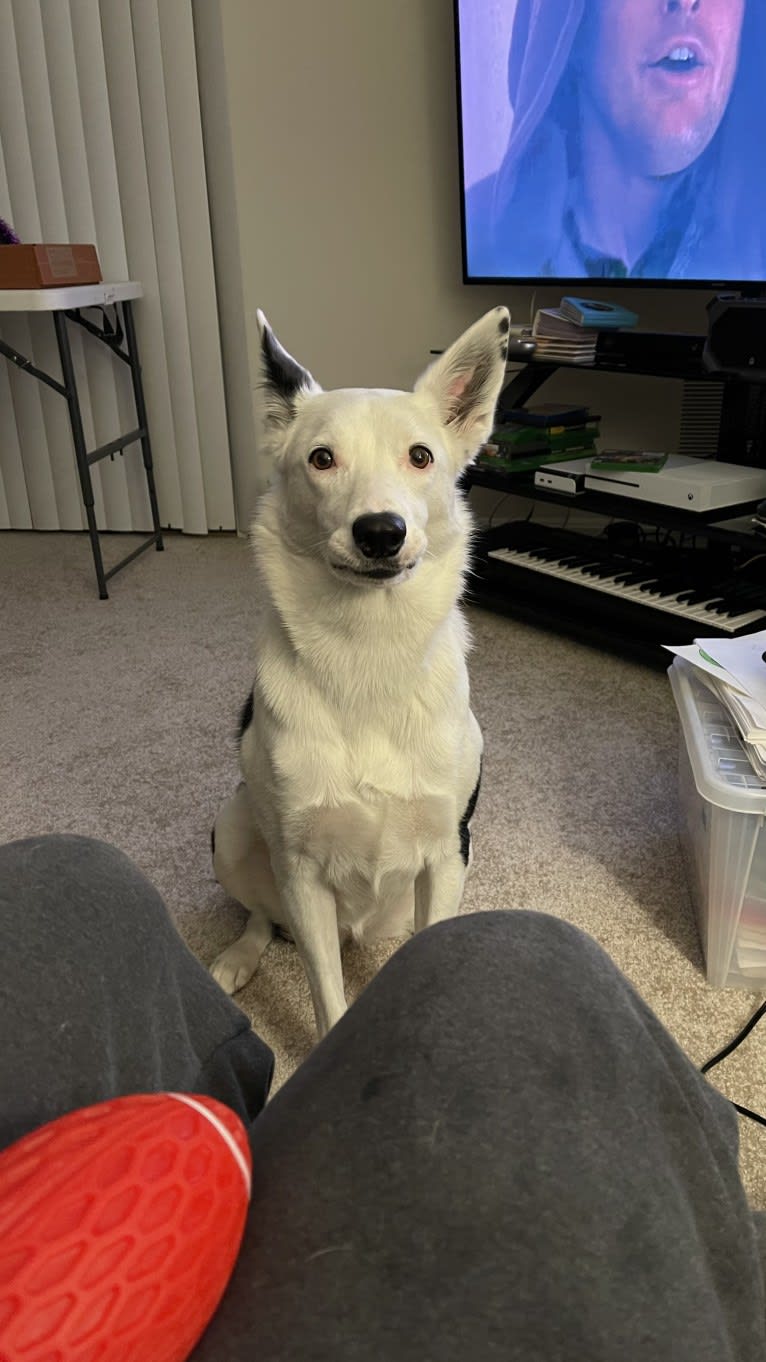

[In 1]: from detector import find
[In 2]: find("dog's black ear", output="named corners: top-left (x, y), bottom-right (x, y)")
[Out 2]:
top-left (414, 307), bottom-right (510, 454)
top-left (257, 310), bottom-right (321, 429)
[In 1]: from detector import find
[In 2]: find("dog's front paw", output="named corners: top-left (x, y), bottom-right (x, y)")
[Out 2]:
top-left (210, 941), bottom-right (260, 995)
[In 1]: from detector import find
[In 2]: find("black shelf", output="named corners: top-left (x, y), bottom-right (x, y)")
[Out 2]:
top-left (432, 332), bottom-right (715, 388)
top-left (502, 332), bottom-right (710, 381)
top-left (463, 465), bottom-right (763, 544)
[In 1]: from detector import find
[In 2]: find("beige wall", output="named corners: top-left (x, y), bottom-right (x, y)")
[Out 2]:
top-left (215, 0), bottom-right (718, 510)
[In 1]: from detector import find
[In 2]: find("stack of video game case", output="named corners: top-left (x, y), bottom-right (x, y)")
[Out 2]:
top-left (477, 402), bottom-right (600, 474)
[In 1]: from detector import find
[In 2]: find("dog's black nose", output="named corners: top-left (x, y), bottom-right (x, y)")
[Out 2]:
top-left (352, 512), bottom-right (407, 559)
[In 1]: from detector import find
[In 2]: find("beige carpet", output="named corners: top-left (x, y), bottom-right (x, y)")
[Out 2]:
top-left (2, 528), bottom-right (765, 1207)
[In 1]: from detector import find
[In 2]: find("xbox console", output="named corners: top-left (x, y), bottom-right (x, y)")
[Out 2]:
top-left (534, 454), bottom-right (766, 512)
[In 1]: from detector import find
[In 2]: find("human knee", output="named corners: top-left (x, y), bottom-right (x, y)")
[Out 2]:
top-left (1, 833), bottom-right (127, 876)
top-left (5, 833), bottom-right (137, 884)
top-left (0, 833), bottom-right (169, 941)
top-left (382, 909), bottom-right (623, 1024)
top-left (412, 908), bottom-right (603, 973)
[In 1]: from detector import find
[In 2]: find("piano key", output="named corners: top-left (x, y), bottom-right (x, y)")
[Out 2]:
top-left (485, 545), bottom-right (766, 634)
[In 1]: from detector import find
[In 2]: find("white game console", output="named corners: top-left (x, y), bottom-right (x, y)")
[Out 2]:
top-left (535, 454), bottom-right (766, 513)
top-left (534, 466), bottom-right (588, 494)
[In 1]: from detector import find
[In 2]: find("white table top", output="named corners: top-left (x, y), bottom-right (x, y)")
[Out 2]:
top-left (0, 281), bottom-right (142, 312)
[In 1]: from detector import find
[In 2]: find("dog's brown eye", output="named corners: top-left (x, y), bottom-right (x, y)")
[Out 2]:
top-left (409, 445), bottom-right (433, 468)
top-left (309, 447), bottom-right (334, 469)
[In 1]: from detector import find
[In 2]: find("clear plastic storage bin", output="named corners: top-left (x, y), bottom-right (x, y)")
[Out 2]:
top-left (669, 657), bottom-right (766, 988)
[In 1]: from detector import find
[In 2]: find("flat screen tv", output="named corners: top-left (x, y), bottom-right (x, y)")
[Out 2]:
top-left (454, 0), bottom-right (766, 289)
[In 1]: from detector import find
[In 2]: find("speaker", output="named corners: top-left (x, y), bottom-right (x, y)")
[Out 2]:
top-left (703, 296), bottom-right (766, 381)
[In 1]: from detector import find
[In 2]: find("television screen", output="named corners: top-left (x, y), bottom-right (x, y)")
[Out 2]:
top-left (455, 0), bottom-right (766, 287)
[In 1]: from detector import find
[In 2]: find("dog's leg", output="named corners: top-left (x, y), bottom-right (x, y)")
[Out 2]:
top-left (413, 854), bottom-right (467, 933)
top-left (209, 784), bottom-right (277, 995)
top-left (278, 854), bottom-right (347, 1039)
top-left (211, 907), bottom-right (273, 995)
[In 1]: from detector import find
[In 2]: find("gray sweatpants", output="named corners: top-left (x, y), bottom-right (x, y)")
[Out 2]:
top-left (1, 833), bottom-right (764, 1361)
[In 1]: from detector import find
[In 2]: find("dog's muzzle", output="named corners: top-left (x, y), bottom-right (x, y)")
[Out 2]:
top-left (331, 513), bottom-right (416, 581)
top-left (352, 512), bottom-right (406, 559)
top-left (326, 512), bottom-right (411, 580)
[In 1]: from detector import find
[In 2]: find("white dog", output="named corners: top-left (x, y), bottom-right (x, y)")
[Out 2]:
top-left (210, 306), bottom-right (510, 1037)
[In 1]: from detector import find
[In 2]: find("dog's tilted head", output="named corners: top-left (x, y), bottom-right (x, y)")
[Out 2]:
top-left (255, 307), bottom-right (510, 588)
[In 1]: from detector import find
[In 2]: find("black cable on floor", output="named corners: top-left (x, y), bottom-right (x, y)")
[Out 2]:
top-left (729, 1103), bottom-right (766, 1129)
top-left (701, 1000), bottom-right (766, 1127)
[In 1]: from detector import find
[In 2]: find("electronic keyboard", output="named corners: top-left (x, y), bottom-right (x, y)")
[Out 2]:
top-left (471, 521), bottom-right (766, 661)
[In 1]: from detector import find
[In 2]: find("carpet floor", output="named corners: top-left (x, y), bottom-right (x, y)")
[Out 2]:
top-left (2, 528), bottom-right (764, 1207)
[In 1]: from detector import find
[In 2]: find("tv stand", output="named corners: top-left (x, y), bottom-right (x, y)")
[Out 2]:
top-left (458, 333), bottom-right (766, 667)
top-left (497, 332), bottom-right (766, 465)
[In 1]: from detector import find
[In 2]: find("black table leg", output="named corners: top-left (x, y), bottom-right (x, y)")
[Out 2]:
top-left (122, 299), bottom-right (164, 553)
top-left (52, 309), bottom-right (109, 599)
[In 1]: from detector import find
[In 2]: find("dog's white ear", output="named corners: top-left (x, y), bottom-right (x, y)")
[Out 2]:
top-left (414, 306), bottom-right (510, 453)
top-left (256, 309), bottom-right (322, 429)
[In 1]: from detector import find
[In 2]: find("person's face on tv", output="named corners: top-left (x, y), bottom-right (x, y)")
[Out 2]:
top-left (577, 0), bottom-right (746, 175)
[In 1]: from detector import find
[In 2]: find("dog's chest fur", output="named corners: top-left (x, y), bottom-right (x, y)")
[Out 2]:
top-left (244, 671), bottom-right (472, 866)
top-left (299, 779), bottom-right (456, 869)
top-left (241, 721), bottom-right (469, 942)
top-left (240, 603), bottom-right (479, 935)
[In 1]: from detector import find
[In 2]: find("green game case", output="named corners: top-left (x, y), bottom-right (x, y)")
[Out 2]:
top-left (478, 418), bottom-right (601, 474)
top-left (590, 450), bottom-right (668, 473)
top-left (476, 443), bottom-right (598, 474)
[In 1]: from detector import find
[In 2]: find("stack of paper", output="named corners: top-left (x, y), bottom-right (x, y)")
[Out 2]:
top-left (664, 630), bottom-right (766, 779)
top-left (531, 309), bottom-right (598, 364)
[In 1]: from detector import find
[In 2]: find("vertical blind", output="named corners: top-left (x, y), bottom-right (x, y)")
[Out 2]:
top-left (0, 0), bottom-right (238, 535)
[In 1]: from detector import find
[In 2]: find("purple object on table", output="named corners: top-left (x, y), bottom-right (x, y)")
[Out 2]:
top-left (0, 217), bottom-right (21, 244)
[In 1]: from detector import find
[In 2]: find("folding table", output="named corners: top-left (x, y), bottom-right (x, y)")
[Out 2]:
top-left (0, 281), bottom-right (163, 599)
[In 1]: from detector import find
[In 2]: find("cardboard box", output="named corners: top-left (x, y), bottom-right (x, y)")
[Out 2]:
top-left (0, 244), bottom-right (102, 288)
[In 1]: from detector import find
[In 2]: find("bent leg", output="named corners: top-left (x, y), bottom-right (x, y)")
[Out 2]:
top-left (0, 834), bottom-right (273, 1150)
top-left (193, 910), bottom-right (766, 1362)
